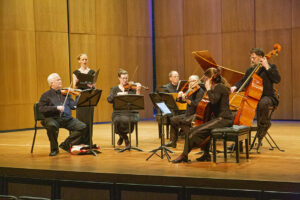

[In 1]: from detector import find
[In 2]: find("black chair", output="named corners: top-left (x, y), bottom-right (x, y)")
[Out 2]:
top-left (250, 105), bottom-right (284, 152)
top-left (211, 125), bottom-right (250, 163)
top-left (111, 121), bottom-right (138, 148)
top-left (0, 195), bottom-right (18, 200)
top-left (31, 102), bottom-right (45, 153)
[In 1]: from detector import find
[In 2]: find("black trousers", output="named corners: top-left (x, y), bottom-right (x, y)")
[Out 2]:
top-left (169, 114), bottom-right (194, 142)
top-left (183, 117), bottom-right (233, 156)
top-left (256, 96), bottom-right (274, 140)
top-left (42, 117), bottom-right (86, 152)
top-left (76, 107), bottom-right (94, 145)
top-left (113, 112), bottom-right (138, 137)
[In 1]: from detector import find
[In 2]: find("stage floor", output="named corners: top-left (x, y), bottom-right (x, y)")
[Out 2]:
top-left (0, 120), bottom-right (300, 192)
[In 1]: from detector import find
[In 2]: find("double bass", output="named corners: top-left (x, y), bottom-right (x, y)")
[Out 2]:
top-left (231, 44), bottom-right (281, 126)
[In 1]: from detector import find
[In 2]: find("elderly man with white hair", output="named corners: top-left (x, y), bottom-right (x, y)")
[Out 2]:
top-left (39, 73), bottom-right (86, 156)
top-left (165, 75), bottom-right (205, 148)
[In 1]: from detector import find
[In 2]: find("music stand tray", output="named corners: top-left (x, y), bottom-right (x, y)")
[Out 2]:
top-left (147, 94), bottom-right (174, 162)
top-left (77, 89), bottom-right (102, 156)
top-left (113, 94), bottom-right (144, 152)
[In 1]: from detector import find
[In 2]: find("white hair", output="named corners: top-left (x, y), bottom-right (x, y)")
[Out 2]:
top-left (47, 73), bottom-right (60, 86)
top-left (168, 70), bottom-right (179, 77)
top-left (189, 75), bottom-right (199, 82)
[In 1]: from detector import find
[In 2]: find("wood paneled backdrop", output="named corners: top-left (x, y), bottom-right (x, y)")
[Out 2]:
top-left (0, 0), bottom-right (299, 131)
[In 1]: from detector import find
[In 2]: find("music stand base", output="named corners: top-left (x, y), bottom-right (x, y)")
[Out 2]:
top-left (119, 146), bottom-right (144, 152)
top-left (86, 149), bottom-right (101, 156)
top-left (146, 145), bottom-right (174, 162)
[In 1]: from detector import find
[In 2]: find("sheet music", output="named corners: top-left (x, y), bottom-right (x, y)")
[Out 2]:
top-left (156, 102), bottom-right (172, 115)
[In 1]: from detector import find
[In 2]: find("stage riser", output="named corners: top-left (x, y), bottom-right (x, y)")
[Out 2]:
top-left (1, 176), bottom-right (299, 200)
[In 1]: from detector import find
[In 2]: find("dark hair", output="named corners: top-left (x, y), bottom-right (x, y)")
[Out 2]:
top-left (250, 48), bottom-right (264, 57)
top-left (118, 69), bottom-right (128, 77)
top-left (204, 68), bottom-right (231, 92)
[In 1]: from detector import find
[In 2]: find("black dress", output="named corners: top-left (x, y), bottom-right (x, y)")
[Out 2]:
top-left (107, 86), bottom-right (139, 136)
top-left (73, 69), bottom-right (95, 145)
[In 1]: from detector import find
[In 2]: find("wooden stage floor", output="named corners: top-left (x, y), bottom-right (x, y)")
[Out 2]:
top-left (0, 120), bottom-right (300, 193)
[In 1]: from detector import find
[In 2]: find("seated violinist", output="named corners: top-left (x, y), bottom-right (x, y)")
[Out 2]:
top-left (165, 75), bottom-right (205, 148)
top-left (107, 69), bottom-right (141, 147)
top-left (231, 48), bottom-right (281, 145)
top-left (162, 70), bottom-right (180, 93)
top-left (39, 73), bottom-right (86, 156)
top-left (172, 68), bottom-right (233, 163)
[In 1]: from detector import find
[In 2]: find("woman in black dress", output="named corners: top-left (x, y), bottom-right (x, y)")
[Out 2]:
top-left (107, 69), bottom-right (141, 147)
top-left (172, 68), bottom-right (233, 163)
top-left (73, 54), bottom-right (95, 145)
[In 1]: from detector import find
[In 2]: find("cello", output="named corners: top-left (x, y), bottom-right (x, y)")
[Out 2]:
top-left (232, 43), bottom-right (281, 126)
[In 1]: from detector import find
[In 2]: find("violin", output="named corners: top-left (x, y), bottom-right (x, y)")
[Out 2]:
top-left (124, 82), bottom-right (149, 91)
top-left (61, 88), bottom-right (81, 96)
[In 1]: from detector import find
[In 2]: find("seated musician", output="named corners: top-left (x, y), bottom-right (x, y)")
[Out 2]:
top-left (231, 48), bottom-right (281, 144)
top-left (39, 73), bottom-right (86, 156)
top-left (165, 75), bottom-right (205, 148)
top-left (162, 70), bottom-right (180, 93)
top-left (172, 68), bottom-right (233, 163)
top-left (107, 69), bottom-right (142, 147)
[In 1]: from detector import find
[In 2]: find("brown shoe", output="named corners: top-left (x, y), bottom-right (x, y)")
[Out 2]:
top-left (172, 153), bottom-right (188, 163)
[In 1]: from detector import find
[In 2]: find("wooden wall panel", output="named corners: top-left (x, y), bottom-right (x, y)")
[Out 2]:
top-left (222, 32), bottom-right (255, 74)
top-left (155, 37), bottom-right (184, 88)
top-left (35, 32), bottom-right (70, 98)
top-left (222, 0), bottom-right (254, 32)
top-left (126, 37), bottom-right (153, 118)
top-left (154, 0), bottom-right (183, 37)
top-left (69, 34), bottom-right (97, 76)
top-left (292, 28), bottom-right (300, 119)
top-left (127, 0), bottom-right (151, 37)
top-left (68, 0), bottom-right (96, 34)
top-left (292, 0), bottom-right (300, 28)
top-left (0, 31), bottom-right (37, 105)
top-left (0, 0), bottom-right (35, 31)
top-left (256, 29), bottom-right (292, 119)
top-left (184, 34), bottom-right (222, 78)
top-left (184, 0), bottom-right (221, 34)
top-left (96, 0), bottom-right (128, 36)
top-left (96, 36), bottom-right (128, 122)
top-left (256, 0), bottom-right (292, 31)
top-left (34, 0), bottom-right (68, 32)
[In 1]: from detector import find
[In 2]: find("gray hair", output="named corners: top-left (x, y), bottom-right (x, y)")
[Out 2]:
top-left (189, 75), bottom-right (199, 82)
top-left (168, 70), bottom-right (179, 77)
top-left (47, 73), bottom-right (59, 86)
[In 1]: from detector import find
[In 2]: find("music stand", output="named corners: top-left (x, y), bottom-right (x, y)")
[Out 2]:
top-left (113, 94), bottom-right (144, 152)
top-left (147, 94), bottom-right (174, 162)
top-left (77, 89), bottom-right (102, 156)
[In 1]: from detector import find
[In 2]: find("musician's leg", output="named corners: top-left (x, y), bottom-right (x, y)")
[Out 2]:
top-left (42, 118), bottom-right (60, 155)
top-left (257, 96), bottom-right (273, 140)
top-left (63, 118), bottom-right (86, 150)
top-left (166, 114), bottom-right (184, 147)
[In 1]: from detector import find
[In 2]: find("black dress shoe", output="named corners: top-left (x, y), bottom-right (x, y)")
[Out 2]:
top-left (117, 137), bottom-right (123, 145)
top-left (196, 154), bottom-right (211, 162)
top-left (49, 150), bottom-right (59, 156)
top-left (172, 154), bottom-right (188, 163)
top-left (59, 143), bottom-right (70, 153)
top-left (165, 141), bottom-right (177, 148)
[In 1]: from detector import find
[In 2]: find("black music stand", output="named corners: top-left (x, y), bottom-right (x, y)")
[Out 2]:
top-left (113, 94), bottom-right (144, 152)
top-left (77, 89), bottom-right (102, 156)
top-left (147, 94), bottom-right (174, 162)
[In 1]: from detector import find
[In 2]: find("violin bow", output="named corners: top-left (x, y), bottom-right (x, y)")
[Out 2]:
top-left (60, 81), bottom-right (72, 117)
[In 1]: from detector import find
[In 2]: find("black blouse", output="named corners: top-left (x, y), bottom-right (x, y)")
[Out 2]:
top-left (207, 83), bottom-right (233, 120)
